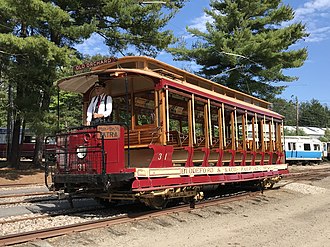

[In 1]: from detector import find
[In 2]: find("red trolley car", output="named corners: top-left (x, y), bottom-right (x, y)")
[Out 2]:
top-left (47, 56), bottom-right (288, 208)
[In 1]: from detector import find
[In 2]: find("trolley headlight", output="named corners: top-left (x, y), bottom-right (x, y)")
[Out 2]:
top-left (77, 146), bottom-right (87, 159)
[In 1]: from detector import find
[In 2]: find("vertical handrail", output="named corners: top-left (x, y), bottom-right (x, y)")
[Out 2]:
top-left (192, 94), bottom-right (196, 145)
top-left (101, 133), bottom-right (106, 175)
top-left (64, 135), bottom-right (68, 172)
top-left (222, 103), bottom-right (226, 148)
top-left (208, 99), bottom-right (212, 147)
top-left (165, 86), bottom-right (170, 141)
top-left (124, 73), bottom-right (130, 168)
top-left (245, 111), bottom-right (249, 149)
top-left (57, 86), bottom-right (60, 132)
top-left (234, 108), bottom-right (238, 149)
top-left (218, 107), bottom-right (223, 150)
top-left (255, 113), bottom-right (259, 149)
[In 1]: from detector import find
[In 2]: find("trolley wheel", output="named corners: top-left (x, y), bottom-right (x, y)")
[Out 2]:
top-left (147, 197), bottom-right (168, 209)
top-left (189, 198), bottom-right (196, 209)
top-left (95, 198), bottom-right (118, 207)
top-left (68, 195), bottom-right (74, 208)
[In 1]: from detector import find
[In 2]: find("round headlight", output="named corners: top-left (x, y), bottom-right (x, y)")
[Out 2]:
top-left (77, 146), bottom-right (87, 159)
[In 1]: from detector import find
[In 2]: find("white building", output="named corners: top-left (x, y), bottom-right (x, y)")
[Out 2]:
top-left (284, 126), bottom-right (326, 139)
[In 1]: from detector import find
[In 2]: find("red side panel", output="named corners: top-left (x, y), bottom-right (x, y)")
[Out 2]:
top-left (149, 144), bottom-right (174, 168)
top-left (105, 126), bottom-right (125, 173)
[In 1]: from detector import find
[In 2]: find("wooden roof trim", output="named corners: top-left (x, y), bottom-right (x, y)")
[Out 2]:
top-left (162, 79), bottom-right (283, 119)
top-left (57, 68), bottom-right (163, 93)
top-left (92, 56), bottom-right (270, 106)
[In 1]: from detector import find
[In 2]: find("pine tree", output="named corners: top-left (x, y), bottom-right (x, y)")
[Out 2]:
top-left (299, 99), bottom-right (330, 128)
top-left (0, 0), bottom-right (187, 168)
top-left (270, 98), bottom-right (296, 126)
top-left (0, 0), bottom-right (84, 168)
top-left (169, 0), bottom-right (308, 100)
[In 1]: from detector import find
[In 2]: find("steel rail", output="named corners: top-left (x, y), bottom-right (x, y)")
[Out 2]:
top-left (0, 183), bottom-right (43, 188)
top-left (283, 168), bottom-right (330, 178)
top-left (0, 191), bottom-right (260, 246)
top-left (0, 192), bottom-right (53, 199)
top-left (0, 205), bottom-right (105, 225)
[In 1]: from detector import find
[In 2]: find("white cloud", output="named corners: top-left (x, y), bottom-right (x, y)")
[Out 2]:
top-left (186, 1), bottom-right (330, 43)
top-left (295, 0), bottom-right (330, 18)
top-left (74, 33), bottom-right (109, 56)
top-left (294, 0), bottom-right (330, 42)
top-left (179, 12), bottom-right (213, 43)
top-left (306, 26), bottom-right (330, 42)
top-left (304, 0), bottom-right (330, 9)
top-left (188, 13), bottom-right (213, 32)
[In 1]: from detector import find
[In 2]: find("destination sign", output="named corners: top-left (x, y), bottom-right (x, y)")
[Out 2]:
top-left (97, 125), bottom-right (121, 139)
top-left (73, 57), bottom-right (118, 71)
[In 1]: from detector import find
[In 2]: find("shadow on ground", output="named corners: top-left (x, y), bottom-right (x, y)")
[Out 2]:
top-left (0, 160), bottom-right (42, 180)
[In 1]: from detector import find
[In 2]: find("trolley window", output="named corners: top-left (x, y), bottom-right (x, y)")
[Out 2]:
top-left (134, 90), bottom-right (156, 127)
top-left (288, 142), bottom-right (296, 151)
top-left (304, 143), bottom-right (311, 151)
top-left (313, 144), bottom-right (320, 151)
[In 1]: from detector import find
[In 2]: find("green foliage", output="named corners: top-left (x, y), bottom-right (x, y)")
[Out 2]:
top-left (0, 0), bottom-right (186, 133)
top-left (60, 0), bottom-right (188, 57)
top-left (270, 97), bottom-right (296, 126)
top-left (0, 0), bottom-right (187, 166)
top-left (299, 99), bottom-right (330, 128)
top-left (271, 98), bottom-right (330, 129)
top-left (52, 91), bottom-right (83, 130)
top-left (320, 128), bottom-right (330, 142)
top-left (284, 128), bottom-right (306, 136)
top-left (0, 83), bottom-right (7, 127)
top-left (169, 0), bottom-right (308, 99)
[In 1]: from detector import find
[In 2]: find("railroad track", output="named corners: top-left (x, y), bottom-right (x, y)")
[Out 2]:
top-left (0, 192), bottom-right (52, 199)
top-left (0, 183), bottom-right (43, 188)
top-left (0, 204), bottom-right (107, 224)
top-left (284, 167), bottom-right (330, 181)
top-left (1, 166), bottom-right (329, 246)
top-left (0, 192), bottom-right (54, 205)
top-left (0, 192), bottom-right (56, 207)
top-left (0, 191), bottom-right (260, 246)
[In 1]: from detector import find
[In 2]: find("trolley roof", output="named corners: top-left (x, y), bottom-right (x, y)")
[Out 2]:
top-left (57, 56), bottom-right (282, 118)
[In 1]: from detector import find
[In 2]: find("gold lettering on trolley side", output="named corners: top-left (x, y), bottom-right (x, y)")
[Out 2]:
top-left (134, 164), bottom-right (288, 177)
top-left (97, 125), bottom-right (121, 139)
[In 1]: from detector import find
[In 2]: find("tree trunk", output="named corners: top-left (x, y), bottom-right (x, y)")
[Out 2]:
top-left (33, 135), bottom-right (44, 168)
top-left (33, 87), bottom-right (51, 168)
top-left (6, 83), bottom-right (14, 160)
top-left (8, 117), bottom-right (22, 169)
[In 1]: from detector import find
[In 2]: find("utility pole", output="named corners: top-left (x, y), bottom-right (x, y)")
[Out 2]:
top-left (295, 96), bottom-right (299, 135)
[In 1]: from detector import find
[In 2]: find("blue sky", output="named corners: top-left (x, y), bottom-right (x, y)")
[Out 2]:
top-left (76, 0), bottom-right (330, 104)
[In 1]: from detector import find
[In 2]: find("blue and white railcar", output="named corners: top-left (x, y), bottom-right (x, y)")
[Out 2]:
top-left (285, 136), bottom-right (322, 164)
top-left (322, 142), bottom-right (328, 160)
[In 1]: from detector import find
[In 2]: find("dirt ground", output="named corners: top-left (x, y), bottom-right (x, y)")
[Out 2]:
top-left (11, 162), bottom-right (330, 247)
top-left (0, 162), bottom-right (45, 185)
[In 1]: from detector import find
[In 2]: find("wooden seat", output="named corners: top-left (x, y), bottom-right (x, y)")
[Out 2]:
top-left (210, 138), bottom-right (219, 148)
top-left (166, 131), bottom-right (189, 147)
top-left (125, 127), bottom-right (160, 147)
top-left (178, 132), bottom-right (189, 146)
top-left (195, 135), bottom-right (205, 147)
top-left (167, 131), bottom-right (180, 146)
